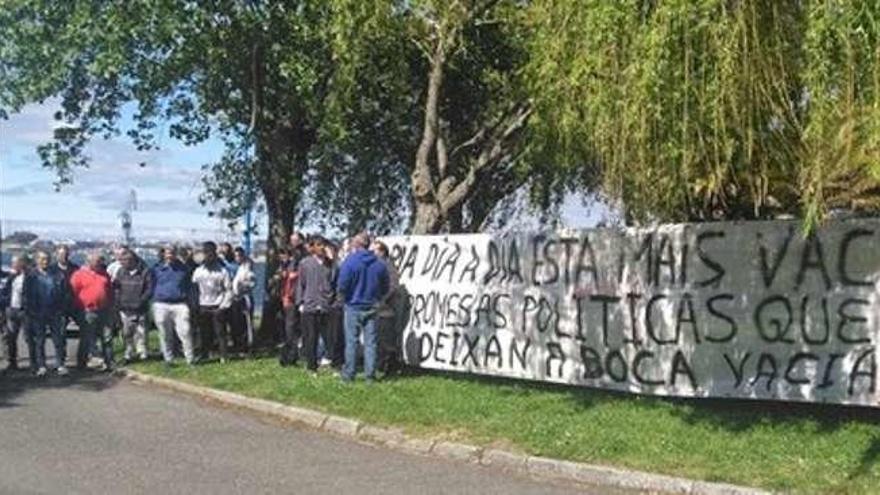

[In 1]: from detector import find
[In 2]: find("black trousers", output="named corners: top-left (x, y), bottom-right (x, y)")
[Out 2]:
top-left (280, 305), bottom-right (300, 365)
top-left (301, 311), bottom-right (334, 371)
top-left (327, 308), bottom-right (344, 368)
top-left (3, 308), bottom-right (26, 368)
top-left (197, 305), bottom-right (227, 360)
top-left (377, 314), bottom-right (402, 375)
top-left (228, 298), bottom-right (248, 352)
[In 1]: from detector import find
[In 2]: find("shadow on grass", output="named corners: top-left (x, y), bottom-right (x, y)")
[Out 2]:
top-left (396, 364), bottom-right (880, 426)
top-left (849, 436), bottom-right (880, 481)
top-left (388, 362), bottom-right (880, 475)
top-left (390, 364), bottom-right (880, 485)
top-left (196, 340), bottom-right (880, 436)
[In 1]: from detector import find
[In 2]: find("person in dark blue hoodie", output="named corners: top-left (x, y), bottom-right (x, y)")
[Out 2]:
top-left (151, 246), bottom-right (195, 365)
top-left (25, 251), bottom-right (66, 376)
top-left (337, 233), bottom-right (389, 382)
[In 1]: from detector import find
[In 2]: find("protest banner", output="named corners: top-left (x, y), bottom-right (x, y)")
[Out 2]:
top-left (386, 219), bottom-right (880, 407)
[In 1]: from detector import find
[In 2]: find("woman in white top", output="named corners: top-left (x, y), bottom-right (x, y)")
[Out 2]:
top-left (231, 247), bottom-right (257, 353)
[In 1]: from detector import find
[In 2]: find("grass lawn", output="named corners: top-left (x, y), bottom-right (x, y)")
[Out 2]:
top-left (129, 353), bottom-right (880, 494)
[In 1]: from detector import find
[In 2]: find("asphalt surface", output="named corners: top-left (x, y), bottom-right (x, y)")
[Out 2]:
top-left (0, 336), bottom-right (619, 495)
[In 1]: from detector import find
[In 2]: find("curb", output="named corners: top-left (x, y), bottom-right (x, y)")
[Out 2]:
top-left (117, 369), bottom-right (771, 495)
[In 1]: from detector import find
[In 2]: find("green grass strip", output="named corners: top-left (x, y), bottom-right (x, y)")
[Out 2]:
top-left (130, 355), bottom-right (880, 494)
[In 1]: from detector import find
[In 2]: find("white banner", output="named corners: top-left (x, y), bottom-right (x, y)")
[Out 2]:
top-left (385, 219), bottom-right (880, 407)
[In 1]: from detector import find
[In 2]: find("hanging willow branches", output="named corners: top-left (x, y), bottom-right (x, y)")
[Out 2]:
top-left (527, 0), bottom-right (880, 228)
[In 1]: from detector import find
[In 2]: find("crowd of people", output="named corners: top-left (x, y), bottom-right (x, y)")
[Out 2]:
top-left (0, 231), bottom-right (403, 383)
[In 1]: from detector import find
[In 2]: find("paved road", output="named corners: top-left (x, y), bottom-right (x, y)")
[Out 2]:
top-left (0, 341), bottom-right (621, 495)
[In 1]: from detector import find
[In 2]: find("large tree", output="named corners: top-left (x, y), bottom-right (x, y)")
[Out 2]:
top-left (0, 1), bottom-right (354, 340)
top-left (526, 0), bottom-right (880, 228)
top-left (313, 0), bottom-right (587, 235)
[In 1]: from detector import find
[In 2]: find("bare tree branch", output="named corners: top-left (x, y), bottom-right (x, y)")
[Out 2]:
top-left (437, 127), bottom-right (449, 178)
top-left (439, 103), bottom-right (532, 214)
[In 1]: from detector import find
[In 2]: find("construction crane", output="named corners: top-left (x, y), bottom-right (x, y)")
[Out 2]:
top-left (119, 189), bottom-right (137, 246)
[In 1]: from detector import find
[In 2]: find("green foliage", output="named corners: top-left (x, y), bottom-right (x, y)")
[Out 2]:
top-left (527, 0), bottom-right (880, 227)
top-left (0, 1), bottom-right (346, 231)
top-left (310, 0), bottom-right (557, 234)
top-left (802, 1), bottom-right (880, 227)
top-left (0, 0), bottom-right (588, 235)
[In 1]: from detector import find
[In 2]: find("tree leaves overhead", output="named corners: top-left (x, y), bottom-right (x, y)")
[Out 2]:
top-left (5, 0), bottom-right (876, 238)
top-left (2, 1), bottom-right (332, 219)
top-left (527, 0), bottom-right (880, 228)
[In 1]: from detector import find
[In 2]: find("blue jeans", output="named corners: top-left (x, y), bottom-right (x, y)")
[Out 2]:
top-left (26, 315), bottom-right (48, 370)
top-left (26, 314), bottom-right (65, 370)
top-left (343, 307), bottom-right (378, 381)
top-left (77, 310), bottom-right (113, 367)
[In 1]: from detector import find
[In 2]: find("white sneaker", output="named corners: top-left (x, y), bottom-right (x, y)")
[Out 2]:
top-left (56, 366), bottom-right (69, 376)
top-left (319, 358), bottom-right (332, 367)
top-left (35, 367), bottom-right (48, 377)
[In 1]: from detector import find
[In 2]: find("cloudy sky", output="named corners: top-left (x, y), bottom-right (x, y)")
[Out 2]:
top-left (1, 99), bottom-right (230, 238)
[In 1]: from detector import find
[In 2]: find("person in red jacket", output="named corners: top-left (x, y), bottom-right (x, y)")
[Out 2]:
top-left (70, 252), bottom-right (114, 371)
top-left (278, 248), bottom-right (301, 367)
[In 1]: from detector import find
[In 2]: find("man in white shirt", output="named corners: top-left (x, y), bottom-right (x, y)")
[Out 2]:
top-left (230, 247), bottom-right (256, 353)
top-left (106, 246), bottom-right (126, 282)
top-left (191, 242), bottom-right (233, 363)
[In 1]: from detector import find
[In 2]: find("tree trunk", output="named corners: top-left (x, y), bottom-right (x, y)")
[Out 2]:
top-left (408, 21), bottom-right (532, 235)
top-left (412, 202), bottom-right (443, 234)
top-left (410, 41), bottom-right (447, 236)
top-left (255, 173), bottom-right (296, 348)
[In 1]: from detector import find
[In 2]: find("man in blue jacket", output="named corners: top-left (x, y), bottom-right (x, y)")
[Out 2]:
top-left (25, 251), bottom-right (66, 376)
top-left (151, 246), bottom-right (195, 366)
top-left (337, 233), bottom-right (389, 383)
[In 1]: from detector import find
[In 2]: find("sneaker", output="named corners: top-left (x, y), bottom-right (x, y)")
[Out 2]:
top-left (56, 366), bottom-right (70, 376)
top-left (138, 353), bottom-right (148, 361)
top-left (100, 362), bottom-right (114, 373)
top-left (35, 367), bottom-right (48, 377)
top-left (319, 358), bottom-right (332, 367)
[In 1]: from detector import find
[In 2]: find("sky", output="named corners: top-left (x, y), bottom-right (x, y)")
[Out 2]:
top-left (1, 99), bottom-right (613, 242)
top-left (0, 99), bottom-right (232, 240)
